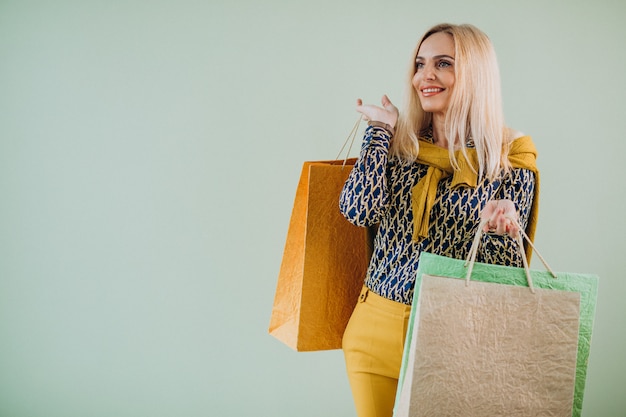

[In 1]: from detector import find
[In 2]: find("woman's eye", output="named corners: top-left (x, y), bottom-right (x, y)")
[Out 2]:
top-left (415, 62), bottom-right (424, 70)
top-left (437, 60), bottom-right (452, 68)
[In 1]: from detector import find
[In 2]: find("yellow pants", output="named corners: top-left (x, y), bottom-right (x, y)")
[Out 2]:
top-left (343, 286), bottom-right (412, 417)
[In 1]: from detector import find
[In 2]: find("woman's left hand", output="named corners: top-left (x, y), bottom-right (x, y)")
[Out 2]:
top-left (480, 199), bottom-right (520, 237)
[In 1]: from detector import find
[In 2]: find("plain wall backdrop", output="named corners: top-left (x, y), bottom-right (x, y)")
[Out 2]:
top-left (1, 0), bottom-right (625, 416)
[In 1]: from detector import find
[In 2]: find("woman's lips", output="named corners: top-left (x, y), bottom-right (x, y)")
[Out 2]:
top-left (421, 87), bottom-right (444, 97)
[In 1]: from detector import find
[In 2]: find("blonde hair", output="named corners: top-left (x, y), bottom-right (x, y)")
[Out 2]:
top-left (392, 23), bottom-right (511, 179)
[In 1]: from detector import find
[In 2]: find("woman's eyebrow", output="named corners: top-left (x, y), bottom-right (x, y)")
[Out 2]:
top-left (415, 54), bottom-right (455, 61)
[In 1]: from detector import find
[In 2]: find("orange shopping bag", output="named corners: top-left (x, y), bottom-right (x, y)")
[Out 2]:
top-left (268, 158), bottom-right (372, 351)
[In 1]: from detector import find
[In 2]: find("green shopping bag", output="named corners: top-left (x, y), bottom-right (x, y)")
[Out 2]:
top-left (394, 225), bottom-right (599, 417)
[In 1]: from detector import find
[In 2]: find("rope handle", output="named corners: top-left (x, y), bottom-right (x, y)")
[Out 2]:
top-left (464, 217), bottom-right (557, 294)
top-left (335, 115), bottom-right (363, 169)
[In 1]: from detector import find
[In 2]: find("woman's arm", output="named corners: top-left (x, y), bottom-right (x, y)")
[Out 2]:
top-left (339, 96), bottom-right (399, 227)
top-left (339, 125), bottom-right (392, 226)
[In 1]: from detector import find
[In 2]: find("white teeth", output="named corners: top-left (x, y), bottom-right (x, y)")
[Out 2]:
top-left (422, 88), bottom-right (442, 93)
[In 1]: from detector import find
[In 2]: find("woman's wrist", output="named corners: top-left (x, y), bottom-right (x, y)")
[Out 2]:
top-left (367, 120), bottom-right (395, 136)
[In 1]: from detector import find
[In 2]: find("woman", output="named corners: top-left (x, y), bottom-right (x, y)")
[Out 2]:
top-left (339, 23), bottom-right (539, 417)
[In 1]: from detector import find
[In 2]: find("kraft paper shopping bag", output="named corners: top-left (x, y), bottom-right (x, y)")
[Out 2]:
top-left (395, 225), bottom-right (598, 417)
top-left (268, 159), bottom-right (372, 351)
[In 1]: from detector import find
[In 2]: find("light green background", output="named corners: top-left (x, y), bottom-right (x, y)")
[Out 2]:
top-left (1, 1), bottom-right (624, 416)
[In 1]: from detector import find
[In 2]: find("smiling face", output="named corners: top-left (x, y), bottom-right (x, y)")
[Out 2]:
top-left (412, 31), bottom-right (456, 117)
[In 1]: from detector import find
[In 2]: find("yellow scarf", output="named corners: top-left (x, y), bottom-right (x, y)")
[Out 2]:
top-left (411, 135), bottom-right (540, 260)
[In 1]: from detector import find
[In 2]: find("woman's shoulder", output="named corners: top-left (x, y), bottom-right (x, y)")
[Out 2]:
top-left (505, 127), bottom-right (527, 143)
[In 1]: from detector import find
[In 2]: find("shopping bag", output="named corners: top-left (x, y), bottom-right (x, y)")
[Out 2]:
top-left (268, 158), bottom-right (372, 351)
top-left (394, 223), bottom-right (599, 417)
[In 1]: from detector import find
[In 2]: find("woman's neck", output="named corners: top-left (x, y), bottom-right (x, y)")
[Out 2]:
top-left (431, 115), bottom-right (448, 148)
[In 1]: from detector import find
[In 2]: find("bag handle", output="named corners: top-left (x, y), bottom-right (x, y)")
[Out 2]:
top-left (464, 217), bottom-right (557, 293)
top-left (335, 115), bottom-right (363, 169)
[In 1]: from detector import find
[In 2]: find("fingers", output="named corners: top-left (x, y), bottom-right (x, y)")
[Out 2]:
top-left (382, 94), bottom-right (399, 115)
top-left (356, 103), bottom-right (390, 124)
top-left (481, 200), bottom-right (520, 238)
top-left (484, 207), bottom-right (505, 234)
top-left (355, 98), bottom-right (370, 121)
top-left (506, 220), bottom-right (520, 236)
top-left (491, 215), bottom-right (518, 237)
top-left (495, 213), bottom-right (509, 235)
top-left (355, 95), bottom-right (398, 126)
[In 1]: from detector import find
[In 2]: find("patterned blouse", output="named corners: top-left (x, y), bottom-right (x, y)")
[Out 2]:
top-left (339, 125), bottom-right (536, 305)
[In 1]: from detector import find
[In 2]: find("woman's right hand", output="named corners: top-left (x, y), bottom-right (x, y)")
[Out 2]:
top-left (356, 95), bottom-right (399, 128)
top-left (480, 199), bottom-right (520, 238)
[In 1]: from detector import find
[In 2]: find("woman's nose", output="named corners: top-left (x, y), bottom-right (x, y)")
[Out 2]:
top-left (423, 64), bottom-right (436, 80)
